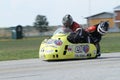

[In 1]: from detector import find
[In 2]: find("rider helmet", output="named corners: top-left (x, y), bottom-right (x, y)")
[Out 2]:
top-left (62, 14), bottom-right (73, 28)
top-left (97, 21), bottom-right (109, 35)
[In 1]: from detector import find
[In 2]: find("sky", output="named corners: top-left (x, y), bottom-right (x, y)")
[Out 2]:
top-left (0, 0), bottom-right (120, 27)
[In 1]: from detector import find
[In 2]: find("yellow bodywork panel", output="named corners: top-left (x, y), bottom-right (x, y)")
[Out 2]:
top-left (39, 32), bottom-right (97, 60)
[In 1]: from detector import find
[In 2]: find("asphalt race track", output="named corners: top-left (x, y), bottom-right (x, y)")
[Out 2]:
top-left (0, 52), bottom-right (120, 80)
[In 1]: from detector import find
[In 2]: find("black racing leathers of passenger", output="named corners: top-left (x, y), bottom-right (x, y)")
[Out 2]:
top-left (88, 24), bottom-right (102, 55)
top-left (67, 28), bottom-right (89, 43)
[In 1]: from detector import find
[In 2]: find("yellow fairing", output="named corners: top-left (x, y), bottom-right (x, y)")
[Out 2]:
top-left (39, 33), bottom-right (97, 60)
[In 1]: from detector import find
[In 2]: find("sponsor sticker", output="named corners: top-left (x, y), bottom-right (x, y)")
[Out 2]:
top-left (74, 45), bottom-right (90, 58)
top-left (45, 50), bottom-right (54, 54)
top-left (67, 45), bottom-right (73, 51)
top-left (75, 53), bottom-right (87, 57)
top-left (54, 40), bottom-right (63, 46)
top-left (75, 45), bottom-right (89, 53)
top-left (47, 39), bottom-right (54, 44)
top-left (75, 45), bottom-right (82, 53)
top-left (83, 45), bottom-right (89, 53)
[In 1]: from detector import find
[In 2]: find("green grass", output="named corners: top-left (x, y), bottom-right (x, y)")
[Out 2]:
top-left (0, 33), bottom-right (120, 61)
top-left (100, 32), bottom-right (120, 53)
top-left (0, 37), bottom-right (48, 61)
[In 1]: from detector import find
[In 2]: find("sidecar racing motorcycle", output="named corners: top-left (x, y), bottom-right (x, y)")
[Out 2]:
top-left (39, 27), bottom-right (98, 61)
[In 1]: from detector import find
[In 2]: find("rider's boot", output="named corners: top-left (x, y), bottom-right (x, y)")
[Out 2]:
top-left (95, 43), bottom-right (101, 57)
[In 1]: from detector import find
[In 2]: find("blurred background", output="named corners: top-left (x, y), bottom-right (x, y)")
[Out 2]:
top-left (0, 0), bottom-right (120, 39)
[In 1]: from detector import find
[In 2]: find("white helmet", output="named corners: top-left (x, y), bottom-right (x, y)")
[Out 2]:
top-left (62, 14), bottom-right (73, 28)
top-left (97, 21), bottom-right (109, 35)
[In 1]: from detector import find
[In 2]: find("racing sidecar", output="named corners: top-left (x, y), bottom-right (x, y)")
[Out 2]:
top-left (39, 28), bottom-right (97, 60)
